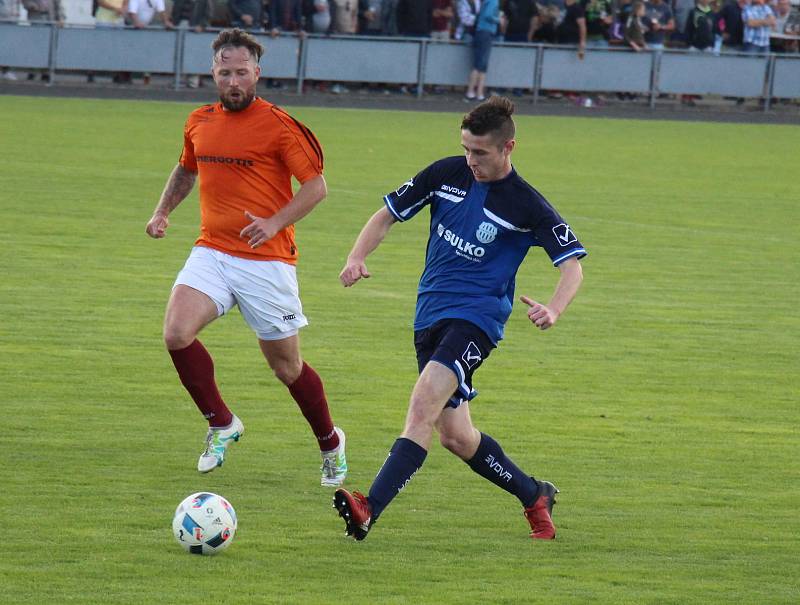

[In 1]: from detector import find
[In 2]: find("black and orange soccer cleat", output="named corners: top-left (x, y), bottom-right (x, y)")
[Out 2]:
top-left (333, 488), bottom-right (372, 541)
top-left (523, 480), bottom-right (559, 540)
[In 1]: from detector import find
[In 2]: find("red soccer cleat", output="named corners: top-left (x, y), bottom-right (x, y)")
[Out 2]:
top-left (523, 480), bottom-right (559, 540)
top-left (333, 489), bottom-right (372, 541)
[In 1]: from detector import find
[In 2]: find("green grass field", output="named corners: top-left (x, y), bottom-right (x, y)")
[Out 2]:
top-left (1, 94), bottom-right (798, 604)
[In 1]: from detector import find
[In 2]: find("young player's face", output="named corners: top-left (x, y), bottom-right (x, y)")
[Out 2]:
top-left (461, 130), bottom-right (514, 182)
top-left (212, 46), bottom-right (261, 112)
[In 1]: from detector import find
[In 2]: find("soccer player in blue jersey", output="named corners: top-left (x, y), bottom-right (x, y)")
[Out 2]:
top-left (333, 96), bottom-right (586, 541)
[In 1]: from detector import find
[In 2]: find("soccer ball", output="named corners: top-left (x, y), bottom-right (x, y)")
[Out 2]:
top-left (172, 492), bottom-right (237, 555)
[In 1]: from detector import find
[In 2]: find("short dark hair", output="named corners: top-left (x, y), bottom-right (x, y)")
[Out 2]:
top-left (461, 96), bottom-right (516, 143)
top-left (212, 28), bottom-right (264, 63)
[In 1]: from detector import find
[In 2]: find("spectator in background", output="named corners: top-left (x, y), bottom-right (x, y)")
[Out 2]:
top-left (672, 0), bottom-right (694, 42)
top-left (381, 0), bottom-right (398, 34)
top-left (431, 0), bottom-right (454, 39)
top-left (717, 0), bottom-right (746, 49)
top-left (22, 0), bottom-right (63, 82)
top-left (454, 0), bottom-right (479, 40)
top-left (331, 0), bottom-right (357, 33)
top-left (583, 0), bottom-right (613, 47)
top-left (644, 0), bottom-right (674, 49)
top-left (229, 0), bottom-right (262, 29)
top-left (22, 0), bottom-right (63, 25)
top-left (624, 0), bottom-right (648, 49)
top-left (173, 0), bottom-right (209, 31)
top-left (771, 0), bottom-right (799, 52)
top-left (465, 0), bottom-right (499, 100)
top-left (742, 0), bottom-right (775, 52)
top-left (303, 0), bottom-right (331, 33)
top-left (268, 0), bottom-right (303, 31)
top-left (503, 0), bottom-right (538, 42)
top-left (397, 0), bottom-right (433, 36)
top-left (534, 0), bottom-right (563, 43)
top-left (556, 0), bottom-right (586, 58)
top-left (95, 0), bottom-right (126, 26)
top-left (128, 0), bottom-right (174, 85)
top-left (1, 0), bottom-right (21, 81)
top-left (128, 0), bottom-right (173, 28)
top-left (358, 0), bottom-right (383, 34)
top-left (685, 0), bottom-right (715, 51)
top-left (173, 0), bottom-right (210, 88)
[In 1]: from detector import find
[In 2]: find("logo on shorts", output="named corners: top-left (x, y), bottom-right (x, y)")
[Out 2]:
top-left (282, 314), bottom-right (296, 322)
top-left (476, 222), bottom-right (497, 244)
top-left (462, 341), bottom-right (482, 369)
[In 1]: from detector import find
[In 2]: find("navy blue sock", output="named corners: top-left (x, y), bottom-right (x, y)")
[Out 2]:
top-left (367, 438), bottom-right (428, 521)
top-left (466, 433), bottom-right (539, 507)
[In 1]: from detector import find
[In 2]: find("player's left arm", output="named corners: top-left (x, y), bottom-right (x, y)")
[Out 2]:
top-left (520, 257), bottom-right (583, 330)
top-left (239, 174), bottom-right (327, 249)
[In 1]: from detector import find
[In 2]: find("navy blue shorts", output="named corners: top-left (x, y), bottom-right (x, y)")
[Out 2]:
top-left (472, 30), bottom-right (494, 73)
top-left (414, 319), bottom-right (495, 408)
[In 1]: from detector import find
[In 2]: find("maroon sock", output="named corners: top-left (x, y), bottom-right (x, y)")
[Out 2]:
top-left (288, 362), bottom-right (339, 451)
top-left (168, 339), bottom-right (233, 427)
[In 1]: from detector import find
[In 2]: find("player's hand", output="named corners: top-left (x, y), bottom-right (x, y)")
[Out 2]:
top-left (520, 295), bottom-right (559, 330)
top-left (339, 259), bottom-right (370, 287)
top-left (146, 213), bottom-right (169, 238)
top-left (240, 211), bottom-right (279, 249)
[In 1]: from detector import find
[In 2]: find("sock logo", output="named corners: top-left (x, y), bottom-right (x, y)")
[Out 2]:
top-left (396, 469), bottom-right (419, 494)
top-left (485, 454), bottom-right (512, 483)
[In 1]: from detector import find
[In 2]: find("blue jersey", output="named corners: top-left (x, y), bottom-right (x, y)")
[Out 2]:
top-left (384, 156), bottom-right (586, 343)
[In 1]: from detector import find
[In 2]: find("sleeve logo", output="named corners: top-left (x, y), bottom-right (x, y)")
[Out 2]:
top-left (395, 178), bottom-right (414, 197)
top-left (552, 223), bottom-right (577, 247)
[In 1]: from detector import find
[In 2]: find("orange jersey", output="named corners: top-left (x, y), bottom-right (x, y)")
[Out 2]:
top-left (179, 97), bottom-right (323, 262)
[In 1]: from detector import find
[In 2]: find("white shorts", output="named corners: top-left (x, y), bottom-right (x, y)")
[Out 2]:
top-left (174, 246), bottom-right (308, 340)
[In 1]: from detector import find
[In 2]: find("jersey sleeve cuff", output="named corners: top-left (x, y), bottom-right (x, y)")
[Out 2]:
top-left (383, 195), bottom-right (405, 222)
top-left (552, 248), bottom-right (587, 266)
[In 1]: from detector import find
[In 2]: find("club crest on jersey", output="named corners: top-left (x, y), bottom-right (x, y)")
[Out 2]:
top-left (552, 223), bottom-right (577, 247)
top-left (476, 222), bottom-right (497, 244)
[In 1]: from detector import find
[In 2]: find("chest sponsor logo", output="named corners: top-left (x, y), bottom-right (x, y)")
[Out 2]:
top-left (552, 223), bottom-right (577, 247)
top-left (436, 223), bottom-right (485, 261)
top-left (476, 221), bottom-right (497, 244)
top-left (196, 155), bottom-right (255, 168)
top-left (461, 341), bottom-right (482, 369)
top-left (441, 184), bottom-right (467, 197)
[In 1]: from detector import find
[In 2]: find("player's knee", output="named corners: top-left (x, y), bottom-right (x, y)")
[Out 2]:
top-left (163, 324), bottom-right (195, 350)
top-left (271, 359), bottom-right (303, 386)
top-left (439, 432), bottom-right (473, 458)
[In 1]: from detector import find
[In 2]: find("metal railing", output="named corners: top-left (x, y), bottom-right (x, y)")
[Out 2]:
top-left (1, 21), bottom-right (798, 111)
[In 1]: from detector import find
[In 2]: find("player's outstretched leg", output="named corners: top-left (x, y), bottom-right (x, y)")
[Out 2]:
top-left (523, 480), bottom-right (559, 540)
top-left (197, 415), bottom-right (245, 473)
top-left (321, 426), bottom-right (348, 487)
top-left (333, 488), bottom-right (372, 541)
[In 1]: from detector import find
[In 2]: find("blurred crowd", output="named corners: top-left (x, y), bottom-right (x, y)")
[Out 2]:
top-left (2, 0), bottom-right (798, 90)
top-left (1, 0), bottom-right (798, 50)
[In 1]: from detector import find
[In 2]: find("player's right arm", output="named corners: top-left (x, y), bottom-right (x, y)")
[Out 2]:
top-left (145, 164), bottom-right (197, 239)
top-left (339, 206), bottom-right (396, 287)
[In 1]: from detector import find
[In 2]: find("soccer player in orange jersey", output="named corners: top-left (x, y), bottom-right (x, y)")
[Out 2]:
top-left (145, 29), bottom-right (347, 486)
